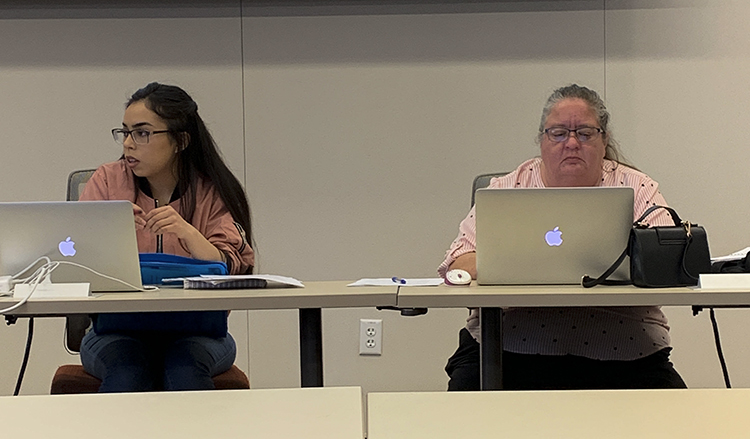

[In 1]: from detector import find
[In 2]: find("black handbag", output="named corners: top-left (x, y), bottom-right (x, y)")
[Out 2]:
top-left (582, 205), bottom-right (711, 288)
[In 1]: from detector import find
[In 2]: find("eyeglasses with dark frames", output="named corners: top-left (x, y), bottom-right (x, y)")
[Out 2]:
top-left (542, 126), bottom-right (604, 143)
top-left (111, 128), bottom-right (171, 145)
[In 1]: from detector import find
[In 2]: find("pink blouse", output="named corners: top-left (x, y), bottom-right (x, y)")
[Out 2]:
top-left (80, 160), bottom-right (254, 275)
top-left (438, 157), bottom-right (674, 361)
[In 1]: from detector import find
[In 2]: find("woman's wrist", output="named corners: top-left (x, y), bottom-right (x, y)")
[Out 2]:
top-left (181, 227), bottom-right (223, 262)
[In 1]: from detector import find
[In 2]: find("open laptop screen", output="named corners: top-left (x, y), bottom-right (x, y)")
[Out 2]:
top-left (0, 200), bottom-right (142, 292)
top-left (475, 187), bottom-right (633, 285)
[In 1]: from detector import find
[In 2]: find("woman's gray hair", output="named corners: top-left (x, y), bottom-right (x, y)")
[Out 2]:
top-left (537, 84), bottom-right (630, 166)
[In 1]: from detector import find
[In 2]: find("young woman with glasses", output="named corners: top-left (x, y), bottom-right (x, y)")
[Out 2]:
top-left (78, 82), bottom-right (253, 392)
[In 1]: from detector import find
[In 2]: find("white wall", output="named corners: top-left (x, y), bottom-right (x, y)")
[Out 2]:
top-left (2, 0), bottom-right (750, 396)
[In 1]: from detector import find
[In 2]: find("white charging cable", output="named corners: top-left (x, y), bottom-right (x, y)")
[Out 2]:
top-left (50, 260), bottom-right (158, 292)
top-left (0, 256), bottom-right (51, 298)
top-left (0, 258), bottom-right (157, 315)
top-left (0, 260), bottom-right (53, 314)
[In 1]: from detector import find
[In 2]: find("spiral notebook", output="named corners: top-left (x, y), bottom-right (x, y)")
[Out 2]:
top-left (166, 274), bottom-right (305, 289)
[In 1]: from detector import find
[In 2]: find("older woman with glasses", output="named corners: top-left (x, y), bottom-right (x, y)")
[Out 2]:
top-left (78, 82), bottom-right (254, 392)
top-left (438, 84), bottom-right (687, 391)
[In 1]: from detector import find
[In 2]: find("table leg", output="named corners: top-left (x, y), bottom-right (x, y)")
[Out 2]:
top-left (299, 308), bottom-right (323, 387)
top-left (480, 307), bottom-right (503, 390)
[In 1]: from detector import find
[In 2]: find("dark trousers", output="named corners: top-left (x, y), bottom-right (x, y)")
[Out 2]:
top-left (446, 328), bottom-right (687, 391)
top-left (81, 330), bottom-right (236, 392)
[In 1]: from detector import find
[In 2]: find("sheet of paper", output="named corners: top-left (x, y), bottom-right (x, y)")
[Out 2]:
top-left (398, 278), bottom-right (445, 287)
top-left (348, 278), bottom-right (444, 287)
top-left (711, 246), bottom-right (750, 263)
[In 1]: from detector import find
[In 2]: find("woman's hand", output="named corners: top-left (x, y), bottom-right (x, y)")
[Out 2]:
top-left (449, 252), bottom-right (477, 280)
top-left (132, 203), bottom-right (147, 229)
top-left (142, 205), bottom-right (195, 240)
top-left (138, 205), bottom-right (223, 262)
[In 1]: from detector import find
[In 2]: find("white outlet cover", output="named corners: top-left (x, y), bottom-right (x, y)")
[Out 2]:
top-left (359, 318), bottom-right (382, 355)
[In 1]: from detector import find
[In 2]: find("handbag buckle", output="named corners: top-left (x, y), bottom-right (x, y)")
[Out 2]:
top-left (682, 220), bottom-right (692, 238)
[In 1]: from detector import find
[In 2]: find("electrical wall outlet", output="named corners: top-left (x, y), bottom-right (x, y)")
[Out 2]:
top-left (359, 318), bottom-right (382, 355)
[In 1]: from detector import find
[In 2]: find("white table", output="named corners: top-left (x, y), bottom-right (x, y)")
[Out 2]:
top-left (1, 386), bottom-right (364, 438)
top-left (368, 388), bottom-right (750, 438)
top-left (396, 283), bottom-right (750, 389)
top-left (395, 283), bottom-right (750, 308)
top-left (1, 281), bottom-right (398, 387)
top-left (2, 281), bottom-right (397, 314)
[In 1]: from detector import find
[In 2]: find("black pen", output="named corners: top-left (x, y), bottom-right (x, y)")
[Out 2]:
top-left (155, 199), bottom-right (163, 253)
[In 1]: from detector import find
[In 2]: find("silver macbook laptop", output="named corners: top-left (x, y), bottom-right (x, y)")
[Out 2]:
top-left (0, 200), bottom-right (143, 292)
top-left (475, 187), bottom-right (634, 285)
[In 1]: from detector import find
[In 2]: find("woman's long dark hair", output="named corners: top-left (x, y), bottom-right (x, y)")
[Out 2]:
top-left (127, 82), bottom-right (252, 267)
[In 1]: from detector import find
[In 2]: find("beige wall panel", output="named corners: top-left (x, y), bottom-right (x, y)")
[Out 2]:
top-left (243, 10), bottom-right (604, 390)
top-left (0, 317), bottom-right (68, 395)
top-left (0, 15), bottom-right (245, 202)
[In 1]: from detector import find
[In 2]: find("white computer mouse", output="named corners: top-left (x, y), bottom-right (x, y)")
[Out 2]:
top-left (445, 269), bottom-right (472, 286)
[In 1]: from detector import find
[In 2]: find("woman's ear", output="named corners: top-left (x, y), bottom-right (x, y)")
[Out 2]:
top-left (178, 132), bottom-right (190, 151)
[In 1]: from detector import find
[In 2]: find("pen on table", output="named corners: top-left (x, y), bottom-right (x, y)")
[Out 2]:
top-left (155, 199), bottom-right (163, 253)
top-left (391, 276), bottom-right (406, 285)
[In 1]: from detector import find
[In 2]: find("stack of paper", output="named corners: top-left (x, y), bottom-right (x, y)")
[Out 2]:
top-left (711, 246), bottom-right (750, 263)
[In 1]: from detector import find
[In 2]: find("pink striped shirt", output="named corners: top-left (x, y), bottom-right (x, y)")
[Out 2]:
top-left (438, 157), bottom-right (673, 361)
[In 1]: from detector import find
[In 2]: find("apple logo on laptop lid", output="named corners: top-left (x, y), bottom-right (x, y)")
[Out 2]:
top-left (544, 227), bottom-right (563, 247)
top-left (58, 237), bottom-right (77, 257)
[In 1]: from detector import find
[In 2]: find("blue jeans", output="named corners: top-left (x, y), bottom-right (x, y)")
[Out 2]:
top-left (81, 330), bottom-right (236, 393)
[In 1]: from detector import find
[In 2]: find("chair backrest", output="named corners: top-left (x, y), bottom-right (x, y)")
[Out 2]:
top-left (66, 169), bottom-right (97, 202)
top-left (471, 172), bottom-right (509, 207)
top-left (64, 168), bottom-right (97, 351)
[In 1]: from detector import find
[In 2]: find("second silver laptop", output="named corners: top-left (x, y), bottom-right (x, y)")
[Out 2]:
top-left (475, 187), bottom-right (634, 285)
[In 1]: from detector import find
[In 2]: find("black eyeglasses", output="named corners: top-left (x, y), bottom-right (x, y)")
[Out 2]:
top-left (111, 128), bottom-right (171, 145)
top-left (542, 126), bottom-right (603, 143)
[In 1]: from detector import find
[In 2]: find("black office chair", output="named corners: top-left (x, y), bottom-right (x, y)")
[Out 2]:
top-left (471, 172), bottom-right (509, 206)
top-left (51, 169), bottom-right (250, 394)
top-left (66, 169), bottom-right (97, 204)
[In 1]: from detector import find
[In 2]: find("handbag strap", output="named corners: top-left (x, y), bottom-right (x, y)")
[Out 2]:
top-left (581, 246), bottom-right (631, 288)
top-left (584, 205), bottom-right (681, 288)
top-left (635, 205), bottom-right (682, 227)
top-left (681, 229), bottom-right (699, 281)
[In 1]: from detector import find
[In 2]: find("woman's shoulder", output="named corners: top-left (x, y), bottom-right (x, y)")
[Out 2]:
top-left (192, 176), bottom-right (225, 207)
top-left (91, 159), bottom-right (129, 179)
top-left (604, 160), bottom-right (659, 187)
top-left (514, 157), bottom-right (542, 175)
top-left (488, 157), bottom-right (543, 189)
top-left (194, 174), bottom-right (216, 194)
top-left (79, 160), bottom-right (134, 201)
